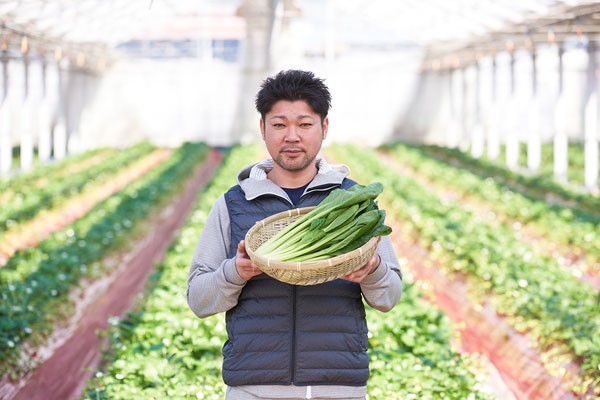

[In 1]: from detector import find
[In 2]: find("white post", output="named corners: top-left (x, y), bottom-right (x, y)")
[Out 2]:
top-left (68, 68), bottom-right (81, 155)
top-left (506, 51), bottom-right (519, 170)
top-left (54, 57), bottom-right (67, 160)
top-left (53, 120), bottom-right (66, 160)
top-left (527, 98), bottom-right (541, 171)
top-left (584, 93), bottom-right (598, 190)
top-left (38, 61), bottom-right (51, 162)
top-left (0, 101), bottom-right (9, 175)
top-left (584, 40), bottom-right (600, 192)
top-left (584, 122), bottom-right (598, 192)
top-left (20, 55), bottom-right (34, 172)
top-left (471, 60), bottom-right (484, 158)
top-left (527, 48), bottom-right (541, 172)
top-left (0, 51), bottom-right (10, 175)
top-left (554, 97), bottom-right (569, 180)
top-left (436, 69), bottom-right (452, 146)
top-left (554, 46), bottom-right (568, 181)
top-left (447, 67), bottom-right (461, 148)
top-left (20, 98), bottom-right (33, 170)
top-left (459, 67), bottom-right (469, 152)
top-left (487, 55), bottom-right (500, 160)
top-left (233, 0), bottom-right (276, 144)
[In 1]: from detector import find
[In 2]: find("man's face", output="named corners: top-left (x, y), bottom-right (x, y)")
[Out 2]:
top-left (260, 100), bottom-right (328, 172)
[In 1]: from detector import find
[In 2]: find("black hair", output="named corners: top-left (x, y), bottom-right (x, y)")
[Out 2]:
top-left (255, 69), bottom-right (331, 123)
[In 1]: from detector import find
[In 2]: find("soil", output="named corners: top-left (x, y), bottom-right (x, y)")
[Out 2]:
top-left (0, 149), bottom-right (223, 400)
top-left (391, 232), bottom-right (579, 400)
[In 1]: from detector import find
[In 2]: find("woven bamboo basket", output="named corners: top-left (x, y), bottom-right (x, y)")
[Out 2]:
top-left (245, 206), bottom-right (378, 285)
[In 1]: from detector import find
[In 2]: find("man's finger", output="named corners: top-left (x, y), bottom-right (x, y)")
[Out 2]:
top-left (237, 240), bottom-right (252, 259)
top-left (237, 258), bottom-right (254, 268)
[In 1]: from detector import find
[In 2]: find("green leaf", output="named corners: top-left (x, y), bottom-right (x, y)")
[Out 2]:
top-left (324, 203), bottom-right (359, 232)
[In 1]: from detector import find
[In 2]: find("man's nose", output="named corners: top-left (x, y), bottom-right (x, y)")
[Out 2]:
top-left (285, 126), bottom-right (300, 141)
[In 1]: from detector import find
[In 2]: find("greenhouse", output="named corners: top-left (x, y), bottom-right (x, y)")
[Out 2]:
top-left (0, 1), bottom-right (599, 399)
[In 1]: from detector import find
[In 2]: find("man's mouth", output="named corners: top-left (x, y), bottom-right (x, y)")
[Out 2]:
top-left (282, 149), bottom-right (304, 154)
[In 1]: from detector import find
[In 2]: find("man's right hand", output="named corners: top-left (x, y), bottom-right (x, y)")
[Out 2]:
top-left (235, 240), bottom-right (263, 281)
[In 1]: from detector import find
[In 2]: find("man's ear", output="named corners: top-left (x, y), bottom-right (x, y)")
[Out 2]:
top-left (322, 117), bottom-right (329, 140)
top-left (260, 118), bottom-right (266, 140)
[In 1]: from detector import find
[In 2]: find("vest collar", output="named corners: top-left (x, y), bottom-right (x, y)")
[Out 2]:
top-left (236, 158), bottom-right (350, 202)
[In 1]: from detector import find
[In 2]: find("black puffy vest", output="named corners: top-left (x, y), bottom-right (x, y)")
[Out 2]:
top-left (221, 178), bottom-right (370, 387)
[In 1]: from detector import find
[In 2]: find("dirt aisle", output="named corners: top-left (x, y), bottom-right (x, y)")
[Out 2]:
top-left (390, 229), bottom-right (580, 400)
top-left (4, 149), bottom-right (222, 400)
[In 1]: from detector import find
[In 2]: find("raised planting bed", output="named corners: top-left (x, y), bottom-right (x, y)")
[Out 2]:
top-left (0, 142), bottom-right (210, 382)
top-left (422, 144), bottom-right (600, 218)
top-left (0, 142), bottom-right (156, 237)
top-left (328, 144), bottom-right (600, 397)
top-left (0, 149), bottom-right (223, 400)
top-left (0, 147), bottom-right (171, 265)
top-left (81, 144), bottom-right (493, 400)
top-left (388, 220), bottom-right (578, 400)
top-left (494, 142), bottom-right (596, 188)
top-left (0, 147), bottom-right (112, 194)
top-left (380, 144), bottom-right (600, 288)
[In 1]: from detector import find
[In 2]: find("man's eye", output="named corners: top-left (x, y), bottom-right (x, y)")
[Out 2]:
top-left (300, 123), bottom-right (312, 127)
top-left (273, 123), bottom-right (285, 128)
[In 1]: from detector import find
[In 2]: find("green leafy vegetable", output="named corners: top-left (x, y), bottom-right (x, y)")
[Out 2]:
top-left (255, 182), bottom-right (391, 261)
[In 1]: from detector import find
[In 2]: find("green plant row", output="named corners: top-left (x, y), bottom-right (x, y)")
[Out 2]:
top-left (496, 142), bottom-right (597, 187)
top-left (0, 142), bottom-right (156, 235)
top-left (329, 144), bottom-right (600, 396)
top-left (0, 142), bottom-right (209, 379)
top-left (383, 143), bottom-right (600, 270)
top-left (0, 147), bottom-right (112, 193)
top-left (423, 145), bottom-right (600, 217)
top-left (81, 144), bottom-right (492, 400)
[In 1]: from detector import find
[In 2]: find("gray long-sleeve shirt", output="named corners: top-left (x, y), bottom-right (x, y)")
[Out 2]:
top-left (186, 157), bottom-right (403, 398)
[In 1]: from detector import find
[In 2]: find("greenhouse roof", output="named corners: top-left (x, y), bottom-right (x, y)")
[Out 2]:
top-left (0, 0), bottom-right (597, 60)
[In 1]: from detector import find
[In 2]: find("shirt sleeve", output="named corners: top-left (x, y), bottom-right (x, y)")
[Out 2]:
top-left (359, 235), bottom-right (403, 312)
top-left (186, 195), bottom-right (248, 318)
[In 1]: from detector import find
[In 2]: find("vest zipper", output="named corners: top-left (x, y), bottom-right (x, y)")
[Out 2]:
top-left (291, 284), bottom-right (297, 383)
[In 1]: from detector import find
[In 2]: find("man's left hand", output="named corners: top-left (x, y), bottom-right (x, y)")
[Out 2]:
top-left (340, 237), bottom-right (381, 283)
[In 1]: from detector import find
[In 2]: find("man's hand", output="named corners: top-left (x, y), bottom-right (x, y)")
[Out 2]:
top-left (235, 240), bottom-right (263, 281)
top-left (340, 237), bottom-right (382, 283)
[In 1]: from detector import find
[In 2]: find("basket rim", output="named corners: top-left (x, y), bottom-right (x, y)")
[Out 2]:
top-left (245, 206), bottom-right (378, 272)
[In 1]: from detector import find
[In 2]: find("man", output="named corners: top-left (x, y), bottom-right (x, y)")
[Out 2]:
top-left (187, 70), bottom-right (402, 400)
